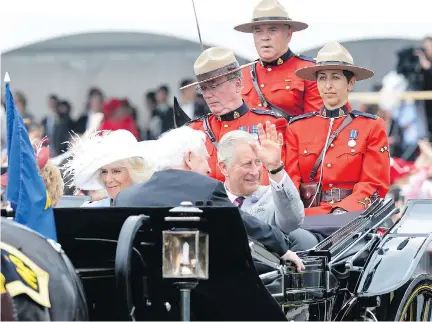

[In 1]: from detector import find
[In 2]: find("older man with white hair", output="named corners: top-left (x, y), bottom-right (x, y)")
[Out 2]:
top-left (114, 126), bottom-right (304, 269)
top-left (218, 122), bottom-right (319, 250)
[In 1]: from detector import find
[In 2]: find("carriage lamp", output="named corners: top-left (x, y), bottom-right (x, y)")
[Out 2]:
top-left (162, 230), bottom-right (209, 280)
top-left (162, 201), bottom-right (209, 321)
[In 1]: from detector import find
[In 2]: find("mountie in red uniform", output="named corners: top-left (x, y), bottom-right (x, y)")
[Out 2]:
top-left (187, 102), bottom-right (289, 184)
top-left (241, 49), bottom-right (323, 118)
top-left (285, 104), bottom-right (391, 216)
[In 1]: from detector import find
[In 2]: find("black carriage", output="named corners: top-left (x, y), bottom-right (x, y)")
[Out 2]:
top-left (1, 198), bottom-right (432, 321)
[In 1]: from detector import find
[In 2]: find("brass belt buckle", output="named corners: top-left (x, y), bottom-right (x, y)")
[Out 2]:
top-left (330, 188), bottom-right (341, 203)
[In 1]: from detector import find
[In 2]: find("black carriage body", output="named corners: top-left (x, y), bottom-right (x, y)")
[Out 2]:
top-left (51, 206), bottom-right (287, 321)
top-left (280, 199), bottom-right (432, 321)
top-left (356, 199), bottom-right (432, 297)
top-left (2, 198), bottom-right (431, 321)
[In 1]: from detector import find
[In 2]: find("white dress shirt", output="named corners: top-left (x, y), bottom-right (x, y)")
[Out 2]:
top-left (225, 170), bottom-right (304, 234)
top-left (225, 171), bottom-right (287, 205)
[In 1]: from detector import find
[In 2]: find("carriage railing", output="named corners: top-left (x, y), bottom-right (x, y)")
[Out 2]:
top-left (327, 199), bottom-right (397, 270)
top-left (312, 199), bottom-right (396, 260)
top-left (252, 199), bottom-right (397, 300)
top-left (267, 198), bottom-right (399, 309)
top-left (314, 199), bottom-right (383, 253)
top-left (250, 199), bottom-right (391, 271)
top-left (250, 238), bottom-right (336, 305)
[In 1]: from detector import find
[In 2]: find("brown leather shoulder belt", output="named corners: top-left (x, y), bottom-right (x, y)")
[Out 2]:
top-left (250, 63), bottom-right (293, 120)
top-left (308, 114), bottom-right (355, 205)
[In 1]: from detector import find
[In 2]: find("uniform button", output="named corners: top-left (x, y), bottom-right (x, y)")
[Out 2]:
top-left (260, 84), bottom-right (265, 88)
top-left (351, 149), bottom-right (355, 153)
top-left (304, 149), bottom-right (308, 154)
top-left (258, 103), bottom-right (262, 107)
top-left (330, 143), bottom-right (334, 147)
top-left (327, 163), bottom-right (332, 168)
top-left (223, 124), bottom-right (228, 128)
top-left (267, 68), bottom-right (272, 72)
top-left (285, 79), bottom-right (291, 82)
top-left (285, 85), bottom-right (290, 89)
top-left (329, 183), bottom-right (333, 188)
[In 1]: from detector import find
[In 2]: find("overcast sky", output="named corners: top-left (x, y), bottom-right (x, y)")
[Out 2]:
top-left (1, 0), bottom-right (431, 59)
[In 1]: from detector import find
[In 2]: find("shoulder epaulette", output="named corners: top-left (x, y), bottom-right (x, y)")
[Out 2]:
top-left (289, 111), bottom-right (319, 124)
top-left (295, 53), bottom-right (316, 63)
top-left (250, 108), bottom-right (280, 118)
top-left (350, 110), bottom-right (378, 120)
top-left (185, 113), bottom-right (212, 126)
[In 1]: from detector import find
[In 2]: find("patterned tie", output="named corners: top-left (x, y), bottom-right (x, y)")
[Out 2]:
top-left (234, 196), bottom-right (245, 208)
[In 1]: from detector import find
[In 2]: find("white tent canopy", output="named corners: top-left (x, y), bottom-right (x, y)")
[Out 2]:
top-left (1, 0), bottom-right (431, 59)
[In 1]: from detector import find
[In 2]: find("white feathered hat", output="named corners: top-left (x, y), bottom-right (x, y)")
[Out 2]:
top-left (63, 129), bottom-right (157, 191)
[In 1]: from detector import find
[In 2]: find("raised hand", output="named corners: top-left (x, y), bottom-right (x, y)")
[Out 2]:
top-left (249, 121), bottom-right (283, 169)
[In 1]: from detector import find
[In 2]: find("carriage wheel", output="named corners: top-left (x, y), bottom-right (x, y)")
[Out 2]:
top-left (387, 275), bottom-right (432, 321)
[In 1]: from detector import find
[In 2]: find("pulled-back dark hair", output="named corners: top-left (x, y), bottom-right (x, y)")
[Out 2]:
top-left (343, 70), bottom-right (355, 82)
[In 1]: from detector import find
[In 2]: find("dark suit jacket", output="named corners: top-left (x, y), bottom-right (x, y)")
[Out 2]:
top-left (74, 114), bottom-right (89, 135)
top-left (147, 107), bottom-right (175, 140)
top-left (42, 115), bottom-right (74, 156)
top-left (114, 169), bottom-right (289, 256)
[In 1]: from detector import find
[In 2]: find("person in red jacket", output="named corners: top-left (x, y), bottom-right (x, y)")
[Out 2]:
top-left (234, 0), bottom-right (322, 118)
top-left (100, 98), bottom-right (139, 139)
top-left (182, 47), bottom-right (290, 184)
top-left (285, 41), bottom-right (390, 216)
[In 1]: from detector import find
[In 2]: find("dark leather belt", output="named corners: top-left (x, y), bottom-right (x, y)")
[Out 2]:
top-left (320, 188), bottom-right (353, 203)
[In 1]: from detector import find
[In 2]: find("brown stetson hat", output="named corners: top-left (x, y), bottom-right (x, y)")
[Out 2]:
top-left (180, 47), bottom-right (256, 89)
top-left (234, 0), bottom-right (308, 33)
top-left (295, 41), bottom-right (374, 81)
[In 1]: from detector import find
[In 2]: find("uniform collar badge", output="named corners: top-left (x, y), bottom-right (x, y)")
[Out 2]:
top-left (216, 101), bottom-right (249, 121)
top-left (260, 49), bottom-right (295, 67)
top-left (320, 105), bottom-right (349, 118)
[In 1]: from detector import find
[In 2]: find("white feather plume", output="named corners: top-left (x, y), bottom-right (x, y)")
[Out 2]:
top-left (61, 130), bottom-right (110, 188)
top-left (34, 136), bottom-right (49, 156)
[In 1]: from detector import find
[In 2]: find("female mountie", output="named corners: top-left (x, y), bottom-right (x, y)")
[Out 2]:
top-left (285, 41), bottom-right (390, 216)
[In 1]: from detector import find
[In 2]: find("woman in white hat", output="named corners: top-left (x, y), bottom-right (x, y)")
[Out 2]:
top-left (285, 41), bottom-right (391, 216)
top-left (63, 129), bottom-right (157, 207)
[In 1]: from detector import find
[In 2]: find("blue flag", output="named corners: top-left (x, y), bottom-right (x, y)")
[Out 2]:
top-left (4, 73), bottom-right (57, 241)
